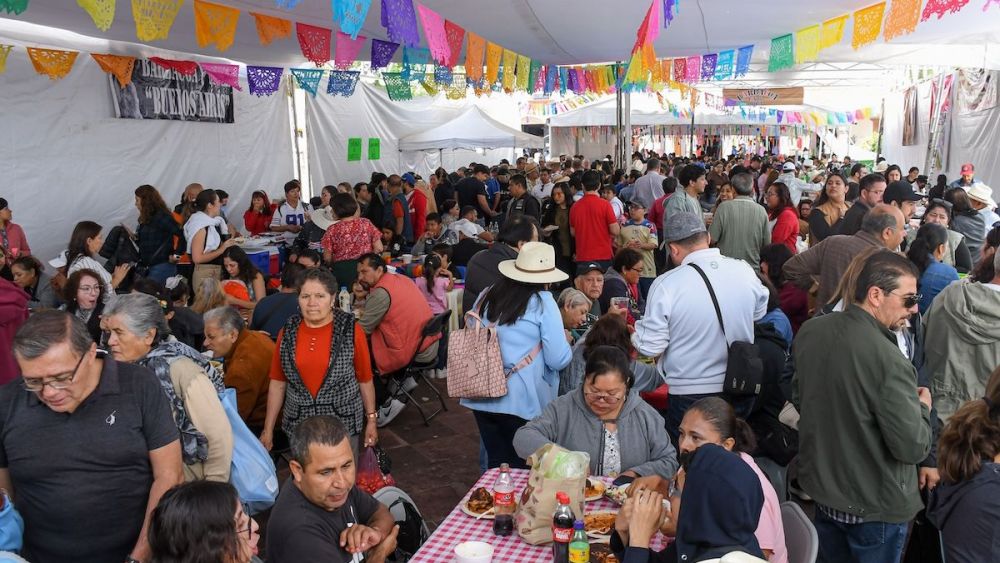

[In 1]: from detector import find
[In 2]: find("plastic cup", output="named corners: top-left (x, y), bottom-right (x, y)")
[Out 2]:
top-left (610, 297), bottom-right (629, 311)
top-left (454, 541), bottom-right (493, 563)
top-left (401, 254), bottom-right (413, 265)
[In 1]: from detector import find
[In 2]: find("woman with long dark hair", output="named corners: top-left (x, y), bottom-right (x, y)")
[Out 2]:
top-left (11, 255), bottom-right (57, 309)
top-left (970, 224), bottom-right (1000, 283)
top-left (242, 190), bottom-right (275, 237)
top-left (541, 182), bottom-right (575, 278)
top-left (906, 198), bottom-right (973, 273)
top-left (62, 268), bottom-right (107, 343)
top-left (221, 246), bottom-right (266, 311)
top-left (907, 223), bottom-right (959, 314)
top-left (66, 220), bottom-right (130, 298)
top-left (136, 185), bottom-right (186, 285)
top-left (808, 173), bottom-right (849, 245)
top-left (760, 243), bottom-right (808, 333)
top-left (928, 173), bottom-right (949, 201)
top-left (764, 182), bottom-right (799, 254)
top-left (184, 189), bottom-right (237, 289)
top-left (460, 242), bottom-right (572, 469)
top-left (149, 480), bottom-right (260, 563)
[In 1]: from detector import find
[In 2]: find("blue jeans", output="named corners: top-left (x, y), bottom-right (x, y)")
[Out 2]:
top-left (472, 410), bottom-right (529, 470)
top-left (662, 392), bottom-right (755, 448)
top-left (815, 511), bottom-right (907, 563)
top-left (146, 263), bottom-right (177, 286)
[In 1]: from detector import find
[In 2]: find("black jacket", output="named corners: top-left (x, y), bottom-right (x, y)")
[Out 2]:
top-left (927, 463), bottom-right (1000, 563)
top-left (461, 243), bottom-right (517, 316)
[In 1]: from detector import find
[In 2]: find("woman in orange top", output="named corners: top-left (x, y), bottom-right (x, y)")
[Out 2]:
top-left (260, 268), bottom-right (378, 452)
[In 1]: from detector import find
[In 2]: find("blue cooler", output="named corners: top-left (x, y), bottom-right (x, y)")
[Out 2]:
top-left (246, 250), bottom-right (271, 275)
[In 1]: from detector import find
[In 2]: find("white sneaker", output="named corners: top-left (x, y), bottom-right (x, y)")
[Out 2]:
top-left (435, 368), bottom-right (448, 380)
top-left (377, 399), bottom-right (406, 428)
top-left (387, 376), bottom-right (418, 395)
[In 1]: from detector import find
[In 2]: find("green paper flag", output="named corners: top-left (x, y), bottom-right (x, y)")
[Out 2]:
top-left (368, 138), bottom-right (381, 160)
top-left (769, 34), bottom-right (795, 72)
top-left (347, 138), bottom-right (362, 161)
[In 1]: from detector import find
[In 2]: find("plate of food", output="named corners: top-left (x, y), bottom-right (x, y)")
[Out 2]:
top-left (584, 511), bottom-right (617, 539)
top-left (589, 542), bottom-right (620, 563)
top-left (460, 487), bottom-right (495, 519)
top-left (585, 478), bottom-right (607, 502)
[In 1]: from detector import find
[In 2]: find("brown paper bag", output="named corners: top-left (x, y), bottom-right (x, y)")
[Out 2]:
top-left (514, 443), bottom-right (590, 545)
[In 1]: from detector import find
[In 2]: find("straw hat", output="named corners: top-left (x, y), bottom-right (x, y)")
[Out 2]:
top-left (497, 242), bottom-right (569, 284)
top-left (311, 206), bottom-right (337, 230)
top-left (967, 183), bottom-right (997, 208)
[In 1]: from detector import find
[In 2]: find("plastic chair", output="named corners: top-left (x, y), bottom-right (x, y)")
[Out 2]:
top-left (389, 310), bottom-right (451, 426)
top-left (754, 456), bottom-right (788, 502)
top-left (780, 501), bottom-right (819, 563)
top-left (373, 485), bottom-right (432, 538)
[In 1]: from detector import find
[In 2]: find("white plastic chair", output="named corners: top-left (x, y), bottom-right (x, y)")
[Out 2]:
top-left (780, 501), bottom-right (819, 563)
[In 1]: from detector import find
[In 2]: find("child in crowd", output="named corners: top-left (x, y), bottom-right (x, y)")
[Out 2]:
top-left (351, 280), bottom-right (368, 315)
top-left (415, 253), bottom-right (454, 315)
top-left (601, 185), bottom-right (625, 222)
top-left (431, 243), bottom-right (460, 279)
top-left (440, 199), bottom-right (460, 230)
top-left (617, 201), bottom-right (658, 300)
top-left (380, 226), bottom-right (404, 258)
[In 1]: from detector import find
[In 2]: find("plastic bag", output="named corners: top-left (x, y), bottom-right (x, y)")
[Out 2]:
top-left (515, 443), bottom-right (590, 545)
top-left (219, 388), bottom-right (279, 514)
top-left (356, 445), bottom-right (396, 494)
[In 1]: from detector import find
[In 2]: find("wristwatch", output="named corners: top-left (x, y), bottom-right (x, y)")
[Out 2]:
top-left (125, 557), bottom-right (142, 563)
top-left (366, 411), bottom-right (378, 420)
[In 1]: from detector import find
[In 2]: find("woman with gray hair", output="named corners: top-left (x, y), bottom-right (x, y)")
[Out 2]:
top-left (103, 292), bottom-right (233, 482)
top-left (557, 287), bottom-right (592, 344)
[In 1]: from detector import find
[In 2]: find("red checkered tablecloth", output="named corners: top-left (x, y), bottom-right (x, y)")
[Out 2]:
top-left (410, 468), bottom-right (667, 562)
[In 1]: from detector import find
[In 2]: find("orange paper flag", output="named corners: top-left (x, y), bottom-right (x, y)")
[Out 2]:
top-left (194, 0), bottom-right (241, 52)
top-left (91, 53), bottom-right (137, 87)
top-left (251, 12), bottom-right (292, 46)
top-left (852, 2), bottom-right (886, 49)
top-left (464, 32), bottom-right (485, 83)
top-left (27, 47), bottom-right (79, 80)
top-left (485, 42), bottom-right (503, 85)
top-left (883, 0), bottom-right (921, 41)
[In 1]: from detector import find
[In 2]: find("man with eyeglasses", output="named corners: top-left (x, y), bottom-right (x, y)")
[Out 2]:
top-left (792, 251), bottom-right (932, 563)
top-left (0, 310), bottom-right (183, 563)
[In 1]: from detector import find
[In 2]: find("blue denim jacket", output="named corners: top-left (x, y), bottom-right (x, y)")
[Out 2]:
top-left (919, 258), bottom-right (960, 315)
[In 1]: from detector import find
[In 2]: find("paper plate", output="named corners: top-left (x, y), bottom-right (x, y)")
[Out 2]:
top-left (460, 503), bottom-right (495, 520)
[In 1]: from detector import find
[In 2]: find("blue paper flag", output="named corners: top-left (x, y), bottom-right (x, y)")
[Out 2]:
top-left (736, 45), bottom-right (754, 77)
top-left (290, 68), bottom-right (325, 97)
top-left (327, 70), bottom-right (361, 96)
top-left (332, 0), bottom-right (373, 40)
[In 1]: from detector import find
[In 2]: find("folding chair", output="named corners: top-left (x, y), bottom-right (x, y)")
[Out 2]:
top-left (388, 309), bottom-right (451, 426)
top-left (780, 501), bottom-right (819, 563)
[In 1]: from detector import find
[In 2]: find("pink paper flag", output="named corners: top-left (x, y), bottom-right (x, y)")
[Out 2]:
top-left (334, 31), bottom-right (367, 69)
top-left (685, 55), bottom-right (700, 81)
top-left (200, 62), bottom-right (242, 90)
top-left (416, 4), bottom-right (449, 65)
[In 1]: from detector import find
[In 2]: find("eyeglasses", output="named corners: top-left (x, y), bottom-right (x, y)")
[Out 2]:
top-left (78, 284), bottom-right (101, 294)
top-left (888, 290), bottom-right (922, 308)
top-left (628, 265), bottom-right (645, 274)
top-left (22, 352), bottom-right (86, 392)
top-left (237, 503), bottom-right (253, 539)
top-left (584, 390), bottom-right (625, 404)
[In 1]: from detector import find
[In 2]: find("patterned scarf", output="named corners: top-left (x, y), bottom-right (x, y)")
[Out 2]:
top-left (138, 339), bottom-right (225, 465)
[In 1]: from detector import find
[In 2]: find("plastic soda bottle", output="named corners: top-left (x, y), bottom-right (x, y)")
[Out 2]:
top-left (492, 463), bottom-right (515, 536)
top-left (568, 520), bottom-right (589, 563)
top-left (551, 491), bottom-right (575, 563)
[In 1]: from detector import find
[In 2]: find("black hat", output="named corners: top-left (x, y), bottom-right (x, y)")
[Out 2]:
top-left (575, 262), bottom-right (604, 276)
top-left (884, 180), bottom-right (922, 205)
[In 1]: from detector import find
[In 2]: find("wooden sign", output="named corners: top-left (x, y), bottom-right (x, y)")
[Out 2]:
top-left (723, 87), bottom-right (804, 106)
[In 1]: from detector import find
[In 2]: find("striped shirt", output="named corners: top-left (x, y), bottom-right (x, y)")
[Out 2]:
top-left (708, 196), bottom-right (769, 272)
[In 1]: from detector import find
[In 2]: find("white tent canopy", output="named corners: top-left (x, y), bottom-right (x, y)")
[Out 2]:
top-left (398, 106), bottom-right (543, 151)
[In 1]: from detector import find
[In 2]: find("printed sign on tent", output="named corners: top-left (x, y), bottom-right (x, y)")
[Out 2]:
top-left (109, 58), bottom-right (234, 123)
top-left (723, 87), bottom-right (804, 106)
top-left (347, 137), bottom-right (363, 161)
top-left (368, 138), bottom-right (381, 160)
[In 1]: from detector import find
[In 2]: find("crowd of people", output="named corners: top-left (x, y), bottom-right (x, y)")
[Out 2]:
top-left (0, 149), bottom-right (999, 563)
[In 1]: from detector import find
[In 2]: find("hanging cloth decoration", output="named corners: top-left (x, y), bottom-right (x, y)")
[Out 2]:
top-left (401, 46), bottom-right (429, 80)
top-left (370, 38), bottom-right (399, 69)
top-left (672, 57), bottom-right (686, 82)
top-left (735, 44), bottom-right (753, 77)
top-left (465, 32), bottom-right (486, 83)
top-left (714, 49), bottom-right (733, 80)
top-left (200, 62), bottom-right (241, 90)
top-left (416, 4), bottom-right (449, 65)
top-left (500, 49), bottom-right (518, 92)
top-left (296, 22), bottom-right (332, 66)
top-left (1, 0), bottom-right (29, 14)
top-left (795, 25), bottom-right (820, 63)
top-left (193, 0), bottom-right (240, 52)
top-left (251, 12), bottom-right (292, 45)
top-left (332, 0), bottom-right (373, 40)
top-left (700, 53), bottom-right (717, 81)
top-left (558, 66), bottom-right (568, 96)
top-left (543, 64), bottom-right (555, 94)
top-left (768, 34), bottom-right (794, 71)
top-left (380, 0), bottom-right (420, 46)
top-left (274, 0), bottom-right (302, 7)
top-left (132, 0), bottom-right (184, 41)
top-left (91, 53), bottom-right (136, 87)
top-left (150, 56), bottom-right (198, 75)
top-left (820, 14), bottom-right (849, 50)
top-left (0, 44), bottom-right (11, 75)
top-left (528, 59), bottom-right (542, 93)
top-left (444, 20), bottom-right (464, 67)
top-left (78, 0), bottom-right (116, 31)
top-left (382, 72), bottom-right (411, 100)
top-left (922, 0), bottom-right (971, 19)
top-left (684, 55), bottom-right (699, 82)
top-left (485, 42), bottom-right (503, 85)
top-left (246, 65), bottom-right (283, 96)
top-left (662, 0), bottom-right (678, 27)
top-left (852, 2), bottom-right (886, 49)
top-left (327, 70), bottom-right (361, 96)
top-left (290, 68), bottom-right (324, 96)
top-left (334, 31), bottom-right (366, 69)
top-left (26, 47), bottom-right (79, 80)
top-left (883, 0), bottom-right (922, 40)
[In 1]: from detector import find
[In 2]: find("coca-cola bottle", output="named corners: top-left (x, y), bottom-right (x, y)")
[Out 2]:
top-left (492, 463), bottom-right (515, 536)
top-left (551, 491), bottom-right (575, 563)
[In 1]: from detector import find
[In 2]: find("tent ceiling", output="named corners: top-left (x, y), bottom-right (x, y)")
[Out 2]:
top-left (4, 1), bottom-right (1000, 75)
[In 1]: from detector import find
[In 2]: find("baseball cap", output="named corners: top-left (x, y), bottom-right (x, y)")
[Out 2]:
top-left (782, 162), bottom-right (796, 172)
top-left (961, 163), bottom-right (975, 175)
top-left (627, 201), bottom-right (646, 210)
top-left (49, 250), bottom-right (68, 269)
top-left (803, 158), bottom-right (814, 168)
top-left (663, 211), bottom-right (707, 243)
top-left (576, 262), bottom-right (605, 276)
top-left (884, 180), bottom-right (922, 204)
top-left (401, 172), bottom-right (416, 186)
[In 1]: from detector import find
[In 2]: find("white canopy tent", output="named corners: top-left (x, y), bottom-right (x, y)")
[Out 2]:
top-left (399, 106), bottom-right (543, 151)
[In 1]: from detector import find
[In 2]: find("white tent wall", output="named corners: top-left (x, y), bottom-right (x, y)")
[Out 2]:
top-left (882, 74), bottom-right (1000, 202)
top-left (306, 82), bottom-right (521, 184)
top-left (0, 33), bottom-right (294, 265)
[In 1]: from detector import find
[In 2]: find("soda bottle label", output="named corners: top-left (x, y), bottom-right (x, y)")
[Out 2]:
top-left (568, 545), bottom-right (589, 563)
top-left (553, 526), bottom-right (573, 543)
top-left (494, 491), bottom-right (514, 506)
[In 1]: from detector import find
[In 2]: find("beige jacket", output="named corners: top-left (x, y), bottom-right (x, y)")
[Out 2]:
top-left (169, 357), bottom-right (233, 482)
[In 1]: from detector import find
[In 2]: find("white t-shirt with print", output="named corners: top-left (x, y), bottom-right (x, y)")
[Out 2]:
top-left (270, 201), bottom-right (311, 245)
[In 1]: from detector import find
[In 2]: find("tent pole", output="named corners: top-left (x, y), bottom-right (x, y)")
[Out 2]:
top-left (876, 97), bottom-right (886, 160)
top-left (288, 75), bottom-right (304, 193)
top-left (689, 110), bottom-right (695, 157)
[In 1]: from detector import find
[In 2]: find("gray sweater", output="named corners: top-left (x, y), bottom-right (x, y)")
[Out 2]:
top-left (513, 389), bottom-right (678, 479)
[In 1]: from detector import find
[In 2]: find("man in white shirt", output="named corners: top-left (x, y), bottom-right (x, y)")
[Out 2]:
top-left (632, 211), bottom-right (768, 444)
top-left (270, 180), bottom-right (311, 246)
top-left (631, 158), bottom-right (667, 209)
top-left (531, 167), bottom-right (554, 200)
top-left (777, 161), bottom-right (810, 206)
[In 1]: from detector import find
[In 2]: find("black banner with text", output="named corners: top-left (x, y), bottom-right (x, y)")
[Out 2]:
top-left (110, 59), bottom-right (234, 123)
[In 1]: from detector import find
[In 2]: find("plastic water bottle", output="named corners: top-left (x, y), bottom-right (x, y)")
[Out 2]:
top-left (492, 463), bottom-right (515, 536)
top-left (568, 520), bottom-right (589, 563)
top-left (338, 286), bottom-right (351, 313)
top-left (552, 491), bottom-right (575, 563)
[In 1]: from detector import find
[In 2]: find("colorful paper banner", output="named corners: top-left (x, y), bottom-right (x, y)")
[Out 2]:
top-left (416, 4), bottom-right (449, 65)
top-left (296, 22), bottom-right (332, 66)
top-left (26, 47), bottom-right (79, 80)
top-left (370, 38), bottom-right (399, 69)
top-left (246, 65), bottom-right (284, 96)
top-left (501, 49), bottom-right (517, 91)
top-left (132, 0), bottom-right (183, 42)
top-left (91, 53), bottom-right (136, 87)
top-left (820, 14), bottom-right (849, 50)
top-left (332, 0), bottom-right (373, 40)
top-left (381, 0), bottom-right (420, 46)
top-left (401, 46), bottom-right (429, 80)
top-left (485, 42), bottom-right (503, 84)
top-left (700, 53), bottom-right (717, 80)
top-left (0, 44), bottom-right (12, 75)
top-left (735, 45), bottom-right (753, 77)
top-left (334, 31), bottom-right (366, 69)
top-left (327, 69), bottom-right (361, 96)
top-left (714, 50), bottom-right (733, 80)
top-left (852, 2), bottom-right (886, 49)
top-left (663, 0), bottom-right (678, 27)
top-left (290, 67), bottom-right (324, 96)
top-left (884, 0), bottom-right (922, 41)
top-left (200, 62), bottom-right (241, 90)
top-left (444, 20), bottom-right (465, 68)
top-left (922, 0), bottom-right (971, 19)
top-left (1, 0), bottom-right (29, 15)
top-left (769, 34), bottom-right (794, 71)
top-left (251, 12), bottom-right (292, 45)
top-left (465, 32), bottom-right (485, 83)
top-left (150, 56), bottom-right (198, 75)
top-left (382, 72), bottom-right (411, 100)
top-left (795, 25), bottom-right (820, 63)
top-left (193, 0), bottom-right (240, 52)
top-left (78, 0), bottom-right (116, 31)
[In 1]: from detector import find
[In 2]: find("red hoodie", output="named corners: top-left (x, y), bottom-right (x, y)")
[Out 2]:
top-left (0, 278), bottom-right (29, 385)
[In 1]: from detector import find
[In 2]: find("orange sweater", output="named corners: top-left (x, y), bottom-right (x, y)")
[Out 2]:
top-left (269, 321), bottom-right (373, 398)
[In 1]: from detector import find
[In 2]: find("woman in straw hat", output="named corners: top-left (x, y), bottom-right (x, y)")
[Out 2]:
top-left (460, 241), bottom-right (573, 469)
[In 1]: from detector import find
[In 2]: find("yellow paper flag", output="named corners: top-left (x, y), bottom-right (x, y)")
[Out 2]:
top-left (132, 0), bottom-right (184, 42)
top-left (501, 49), bottom-right (517, 92)
top-left (795, 25), bottom-right (820, 64)
top-left (194, 0), bottom-right (240, 52)
top-left (77, 0), bottom-right (116, 32)
top-left (852, 2), bottom-right (886, 50)
top-left (515, 54), bottom-right (531, 91)
top-left (883, 0), bottom-right (921, 42)
top-left (485, 42), bottom-right (503, 84)
top-left (820, 14), bottom-right (849, 50)
top-left (0, 45), bottom-right (12, 75)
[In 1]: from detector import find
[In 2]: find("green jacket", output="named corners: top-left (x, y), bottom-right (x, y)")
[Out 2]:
top-left (793, 305), bottom-right (931, 523)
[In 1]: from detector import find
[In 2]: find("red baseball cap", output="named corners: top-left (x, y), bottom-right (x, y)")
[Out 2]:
top-left (961, 163), bottom-right (975, 174)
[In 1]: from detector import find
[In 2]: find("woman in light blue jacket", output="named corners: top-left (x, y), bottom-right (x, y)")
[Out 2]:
top-left (460, 242), bottom-right (573, 469)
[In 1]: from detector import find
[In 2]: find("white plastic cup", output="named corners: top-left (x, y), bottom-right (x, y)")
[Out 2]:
top-left (454, 540), bottom-right (494, 563)
top-left (401, 253), bottom-right (413, 265)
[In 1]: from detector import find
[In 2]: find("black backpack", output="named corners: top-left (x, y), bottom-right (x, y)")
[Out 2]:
top-left (387, 496), bottom-right (428, 562)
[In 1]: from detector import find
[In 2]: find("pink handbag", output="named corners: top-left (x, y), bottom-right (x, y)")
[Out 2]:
top-left (446, 309), bottom-right (541, 399)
